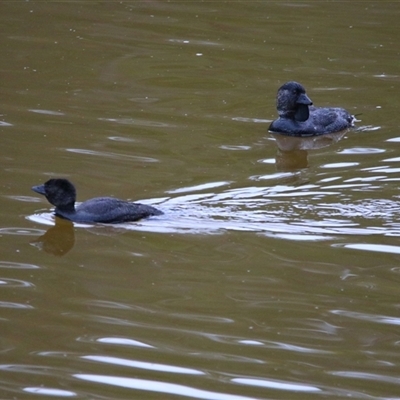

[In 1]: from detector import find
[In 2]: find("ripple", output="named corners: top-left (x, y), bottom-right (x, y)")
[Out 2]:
top-left (0, 278), bottom-right (34, 288)
top-left (250, 171), bottom-right (300, 181)
top-left (232, 378), bottom-right (321, 392)
top-left (28, 109), bottom-right (65, 116)
top-left (331, 309), bottom-right (400, 326)
top-left (77, 335), bottom-right (153, 348)
top-left (128, 96), bottom-right (159, 104)
top-left (219, 145), bottom-right (251, 151)
top-left (263, 340), bottom-right (331, 354)
top-left (273, 233), bottom-right (333, 241)
top-left (202, 333), bottom-right (329, 354)
top-left (338, 147), bottom-right (385, 154)
top-left (344, 175), bottom-right (386, 183)
top-left (383, 156), bottom-right (400, 162)
top-left (82, 355), bottom-right (204, 375)
top-left (373, 73), bottom-right (399, 78)
top-left (257, 158), bottom-right (275, 164)
top-left (329, 371), bottom-right (400, 384)
top-left (314, 199), bottom-right (400, 219)
top-left (26, 213), bottom-right (90, 228)
top-left (168, 38), bottom-right (221, 46)
top-left (27, 197), bottom-right (400, 239)
top-left (65, 148), bottom-right (158, 163)
top-left (0, 261), bottom-right (40, 269)
top-left (98, 117), bottom-right (173, 128)
top-left (167, 181), bottom-right (231, 194)
top-left (319, 183), bottom-right (367, 190)
top-left (335, 243), bottom-right (400, 255)
top-left (0, 301), bottom-right (34, 309)
top-left (362, 165), bottom-right (388, 171)
top-left (74, 374), bottom-right (258, 400)
top-left (168, 313), bottom-right (233, 324)
top-left (107, 136), bottom-right (136, 142)
top-left (6, 195), bottom-right (39, 202)
top-left (321, 162), bottom-right (359, 168)
top-left (0, 120), bottom-right (12, 126)
top-left (83, 300), bottom-right (133, 309)
top-left (231, 117), bottom-right (270, 123)
top-left (96, 337), bottom-right (154, 348)
top-left (238, 340), bottom-right (264, 346)
top-left (373, 167), bottom-right (400, 173)
top-left (318, 176), bottom-right (341, 183)
top-left (24, 387), bottom-right (76, 397)
top-left (357, 125), bottom-right (381, 132)
top-left (25, 184), bottom-right (400, 240)
top-left (0, 227), bottom-right (45, 236)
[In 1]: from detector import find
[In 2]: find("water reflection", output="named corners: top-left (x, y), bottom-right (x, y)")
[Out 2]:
top-left (275, 149), bottom-right (309, 170)
top-left (232, 378), bottom-right (321, 393)
top-left (30, 218), bottom-right (75, 256)
top-left (335, 243), bottom-right (400, 255)
top-left (2, 0), bottom-right (400, 398)
top-left (74, 374), bottom-right (258, 400)
top-left (270, 130), bottom-right (348, 171)
top-left (82, 355), bottom-right (204, 375)
top-left (0, 120), bottom-right (13, 126)
top-left (27, 189), bottom-right (400, 242)
top-left (24, 387), bottom-right (76, 397)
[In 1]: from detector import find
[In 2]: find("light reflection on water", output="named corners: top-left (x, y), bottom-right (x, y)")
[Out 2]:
top-left (24, 387), bottom-right (76, 397)
top-left (13, 124), bottom-right (400, 398)
top-left (26, 181), bottom-right (400, 241)
top-left (331, 309), bottom-right (400, 326)
top-left (74, 374), bottom-right (260, 400)
top-left (2, 1), bottom-right (400, 399)
top-left (82, 355), bottom-right (205, 375)
top-left (65, 148), bottom-right (159, 163)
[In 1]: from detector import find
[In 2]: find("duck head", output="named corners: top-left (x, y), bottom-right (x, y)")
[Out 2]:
top-left (276, 81), bottom-right (313, 122)
top-left (32, 178), bottom-right (76, 212)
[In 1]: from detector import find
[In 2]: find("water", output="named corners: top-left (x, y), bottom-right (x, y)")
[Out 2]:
top-left (1, 1), bottom-right (400, 399)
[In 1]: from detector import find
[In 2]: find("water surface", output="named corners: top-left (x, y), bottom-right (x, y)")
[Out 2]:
top-left (1, 2), bottom-right (400, 399)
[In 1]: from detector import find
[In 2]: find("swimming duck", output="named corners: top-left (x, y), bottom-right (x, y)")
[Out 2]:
top-left (269, 81), bottom-right (356, 136)
top-left (32, 178), bottom-right (163, 223)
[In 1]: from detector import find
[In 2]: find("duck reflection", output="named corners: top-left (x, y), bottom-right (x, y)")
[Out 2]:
top-left (270, 130), bottom-right (348, 171)
top-left (31, 218), bottom-right (75, 256)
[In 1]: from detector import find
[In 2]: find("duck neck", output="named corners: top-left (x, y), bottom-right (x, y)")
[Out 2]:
top-left (55, 203), bottom-right (76, 216)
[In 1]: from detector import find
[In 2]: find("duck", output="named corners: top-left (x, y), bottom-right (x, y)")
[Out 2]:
top-left (32, 178), bottom-right (163, 223)
top-left (269, 81), bottom-right (356, 136)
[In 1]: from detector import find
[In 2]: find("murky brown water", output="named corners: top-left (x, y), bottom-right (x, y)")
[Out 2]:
top-left (1, 1), bottom-right (400, 399)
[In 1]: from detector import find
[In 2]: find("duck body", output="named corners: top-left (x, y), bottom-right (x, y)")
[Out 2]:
top-left (269, 81), bottom-right (356, 137)
top-left (32, 178), bottom-right (163, 224)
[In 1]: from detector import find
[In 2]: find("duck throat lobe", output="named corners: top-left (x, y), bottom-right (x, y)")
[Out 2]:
top-left (294, 104), bottom-right (310, 122)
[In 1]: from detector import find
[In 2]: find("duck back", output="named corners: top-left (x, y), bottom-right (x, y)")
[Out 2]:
top-left (57, 197), bottom-right (163, 223)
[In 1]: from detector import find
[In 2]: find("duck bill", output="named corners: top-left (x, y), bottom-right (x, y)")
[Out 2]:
top-left (297, 93), bottom-right (313, 106)
top-left (32, 184), bottom-right (46, 196)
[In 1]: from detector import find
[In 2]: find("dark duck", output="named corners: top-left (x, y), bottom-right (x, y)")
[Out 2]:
top-left (32, 178), bottom-right (163, 223)
top-left (269, 81), bottom-right (356, 136)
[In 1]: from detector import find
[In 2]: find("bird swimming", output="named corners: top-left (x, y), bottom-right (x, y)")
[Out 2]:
top-left (32, 178), bottom-right (163, 223)
top-left (269, 81), bottom-right (356, 136)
